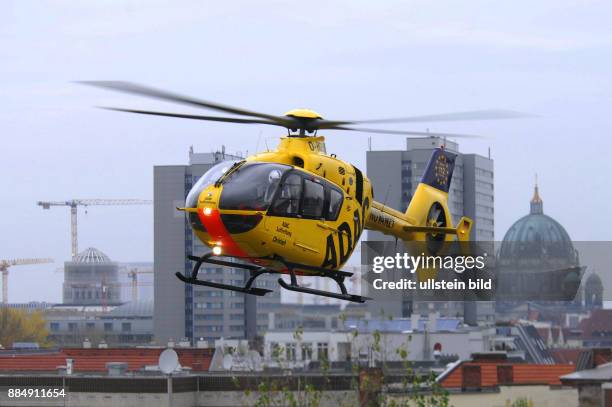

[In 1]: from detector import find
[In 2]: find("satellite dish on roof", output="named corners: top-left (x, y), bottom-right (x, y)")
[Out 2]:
top-left (159, 348), bottom-right (179, 375)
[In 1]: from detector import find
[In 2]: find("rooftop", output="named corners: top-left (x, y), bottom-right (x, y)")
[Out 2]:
top-left (105, 300), bottom-right (153, 318)
top-left (437, 353), bottom-right (575, 389)
top-left (343, 317), bottom-right (462, 333)
top-left (0, 347), bottom-right (213, 374)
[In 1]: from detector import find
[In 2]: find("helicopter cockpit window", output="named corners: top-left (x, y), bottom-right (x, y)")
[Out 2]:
top-left (219, 163), bottom-right (290, 211)
top-left (302, 179), bottom-right (325, 218)
top-left (185, 160), bottom-right (240, 208)
top-left (270, 173), bottom-right (302, 216)
top-left (327, 188), bottom-right (343, 221)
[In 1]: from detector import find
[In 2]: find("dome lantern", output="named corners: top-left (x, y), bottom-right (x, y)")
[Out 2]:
top-left (499, 178), bottom-right (578, 269)
top-left (530, 174), bottom-right (543, 215)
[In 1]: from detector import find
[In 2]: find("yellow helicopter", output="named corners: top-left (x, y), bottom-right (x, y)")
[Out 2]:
top-left (83, 81), bottom-right (525, 302)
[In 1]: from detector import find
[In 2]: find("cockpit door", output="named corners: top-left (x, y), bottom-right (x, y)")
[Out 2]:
top-left (264, 173), bottom-right (301, 252)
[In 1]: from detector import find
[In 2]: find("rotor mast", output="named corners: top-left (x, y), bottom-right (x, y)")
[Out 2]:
top-left (37, 199), bottom-right (152, 259)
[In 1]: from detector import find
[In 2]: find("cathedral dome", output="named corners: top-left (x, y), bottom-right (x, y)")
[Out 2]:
top-left (499, 182), bottom-right (578, 270)
top-left (73, 247), bottom-right (112, 264)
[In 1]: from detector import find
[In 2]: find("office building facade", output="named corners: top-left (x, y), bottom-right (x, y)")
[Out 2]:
top-left (366, 137), bottom-right (494, 241)
top-left (366, 137), bottom-right (495, 322)
top-left (154, 148), bottom-right (280, 344)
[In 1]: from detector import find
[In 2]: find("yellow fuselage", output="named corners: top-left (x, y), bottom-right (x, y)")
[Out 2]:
top-left (190, 136), bottom-right (373, 273)
top-left (187, 135), bottom-right (471, 275)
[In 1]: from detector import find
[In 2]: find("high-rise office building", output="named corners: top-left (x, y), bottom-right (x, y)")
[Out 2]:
top-left (367, 137), bottom-right (494, 241)
top-left (153, 148), bottom-right (280, 344)
top-left (366, 136), bottom-right (495, 322)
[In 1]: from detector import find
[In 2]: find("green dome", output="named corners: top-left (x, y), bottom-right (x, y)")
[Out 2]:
top-left (499, 183), bottom-right (578, 270)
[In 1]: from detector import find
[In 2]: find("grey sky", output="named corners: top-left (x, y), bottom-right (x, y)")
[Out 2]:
top-left (1, 0), bottom-right (611, 302)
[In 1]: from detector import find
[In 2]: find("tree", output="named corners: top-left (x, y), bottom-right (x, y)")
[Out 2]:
top-left (0, 308), bottom-right (50, 348)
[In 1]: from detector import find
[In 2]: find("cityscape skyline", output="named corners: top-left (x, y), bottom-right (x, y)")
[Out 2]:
top-left (2, 1), bottom-right (612, 304)
top-left (2, 139), bottom-right (602, 305)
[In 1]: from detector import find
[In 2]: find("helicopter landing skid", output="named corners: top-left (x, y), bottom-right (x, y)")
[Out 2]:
top-left (176, 254), bottom-right (370, 303)
top-left (277, 267), bottom-right (371, 304)
top-left (175, 254), bottom-right (274, 297)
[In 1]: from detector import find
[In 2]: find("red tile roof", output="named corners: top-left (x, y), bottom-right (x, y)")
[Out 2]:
top-left (439, 360), bottom-right (575, 389)
top-left (0, 348), bottom-right (213, 373)
top-left (549, 348), bottom-right (582, 365)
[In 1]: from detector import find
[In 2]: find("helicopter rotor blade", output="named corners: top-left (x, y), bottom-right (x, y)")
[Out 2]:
top-left (331, 126), bottom-right (484, 138)
top-left (341, 109), bottom-right (534, 125)
top-left (80, 81), bottom-right (531, 137)
top-left (99, 107), bottom-right (287, 126)
top-left (80, 81), bottom-right (291, 124)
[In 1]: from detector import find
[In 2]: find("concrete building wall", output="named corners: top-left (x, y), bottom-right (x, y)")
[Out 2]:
top-left (198, 390), bottom-right (357, 407)
top-left (263, 328), bottom-right (493, 367)
top-left (154, 165), bottom-right (188, 344)
top-left (463, 153), bottom-right (495, 241)
top-left (366, 150), bottom-right (403, 241)
top-left (432, 385), bottom-right (577, 407)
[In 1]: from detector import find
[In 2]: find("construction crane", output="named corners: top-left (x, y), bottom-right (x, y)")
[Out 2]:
top-left (127, 268), bottom-right (153, 302)
top-left (0, 258), bottom-right (54, 304)
top-left (36, 199), bottom-right (152, 259)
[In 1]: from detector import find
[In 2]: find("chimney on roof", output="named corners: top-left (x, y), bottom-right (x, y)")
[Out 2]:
top-left (83, 338), bottom-right (91, 349)
top-left (66, 358), bottom-right (74, 375)
top-left (98, 340), bottom-right (108, 349)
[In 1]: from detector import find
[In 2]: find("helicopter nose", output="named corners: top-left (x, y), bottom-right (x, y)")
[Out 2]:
top-left (196, 207), bottom-right (248, 258)
top-left (188, 210), bottom-right (207, 232)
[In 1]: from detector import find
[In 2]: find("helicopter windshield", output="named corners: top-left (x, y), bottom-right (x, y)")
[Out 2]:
top-left (185, 160), bottom-right (241, 208)
top-left (219, 163), bottom-right (290, 211)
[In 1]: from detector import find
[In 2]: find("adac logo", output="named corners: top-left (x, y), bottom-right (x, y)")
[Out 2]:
top-left (434, 153), bottom-right (450, 186)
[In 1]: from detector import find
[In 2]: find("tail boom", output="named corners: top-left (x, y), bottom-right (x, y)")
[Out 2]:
top-left (365, 200), bottom-right (472, 242)
top-left (365, 147), bottom-right (473, 242)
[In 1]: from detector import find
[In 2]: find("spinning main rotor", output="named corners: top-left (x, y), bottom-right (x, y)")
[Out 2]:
top-left (81, 81), bottom-right (531, 138)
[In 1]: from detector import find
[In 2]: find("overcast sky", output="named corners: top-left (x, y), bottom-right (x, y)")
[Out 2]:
top-left (1, 1), bottom-right (611, 302)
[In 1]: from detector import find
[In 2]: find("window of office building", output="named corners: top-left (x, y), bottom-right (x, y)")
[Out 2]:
top-left (317, 342), bottom-right (329, 360)
top-left (201, 325), bottom-right (224, 332)
top-left (301, 343), bottom-right (313, 360)
top-left (195, 302), bottom-right (223, 309)
top-left (286, 343), bottom-right (297, 361)
top-left (195, 314), bottom-right (223, 321)
top-left (270, 342), bottom-right (281, 358)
